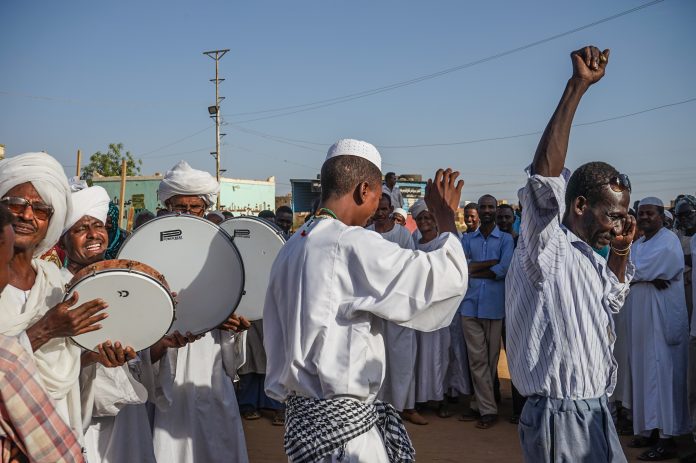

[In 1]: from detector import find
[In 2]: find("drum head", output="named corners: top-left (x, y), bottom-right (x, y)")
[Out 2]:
top-left (117, 215), bottom-right (245, 335)
top-left (68, 270), bottom-right (174, 352)
top-left (220, 216), bottom-right (285, 320)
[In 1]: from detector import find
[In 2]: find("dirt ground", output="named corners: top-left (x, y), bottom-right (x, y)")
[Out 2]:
top-left (242, 352), bottom-right (696, 462)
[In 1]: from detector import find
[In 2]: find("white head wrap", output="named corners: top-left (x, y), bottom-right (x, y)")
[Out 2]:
top-left (157, 160), bottom-right (220, 208)
top-left (664, 210), bottom-right (673, 221)
top-left (392, 208), bottom-right (407, 221)
top-left (68, 176), bottom-right (88, 192)
top-left (63, 186), bottom-right (110, 234)
top-left (409, 199), bottom-right (428, 219)
top-left (0, 152), bottom-right (72, 257)
top-left (325, 139), bottom-right (382, 171)
top-left (639, 196), bottom-right (664, 208)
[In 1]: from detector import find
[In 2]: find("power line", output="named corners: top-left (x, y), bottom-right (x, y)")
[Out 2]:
top-left (139, 125), bottom-right (214, 157)
top-left (223, 0), bottom-right (666, 123)
top-left (228, 96), bottom-right (696, 151)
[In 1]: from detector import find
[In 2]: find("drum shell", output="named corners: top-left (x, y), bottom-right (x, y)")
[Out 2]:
top-left (220, 216), bottom-right (285, 321)
top-left (66, 259), bottom-right (175, 352)
top-left (117, 214), bottom-right (245, 335)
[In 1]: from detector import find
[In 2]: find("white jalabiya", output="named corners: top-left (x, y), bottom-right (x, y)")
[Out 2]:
top-left (368, 224), bottom-right (418, 411)
top-left (152, 329), bottom-right (248, 463)
top-left (58, 265), bottom-right (175, 463)
top-left (414, 236), bottom-right (450, 403)
top-left (0, 259), bottom-right (83, 440)
top-left (264, 218), bottom-right (467, 461)
top-left (626, 227), bottom-right (690, 436)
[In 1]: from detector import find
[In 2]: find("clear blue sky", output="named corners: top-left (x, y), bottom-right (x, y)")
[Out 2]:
top-left (1, 0), bottom-right (694, 204)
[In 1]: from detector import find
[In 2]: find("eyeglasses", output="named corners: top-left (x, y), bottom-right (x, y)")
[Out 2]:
top-left (1, 197), bottom-right (54, 220)
top-left (607, 173), bottom-right (631, 193)
top-left (169, 204), bottom-right (205, 215)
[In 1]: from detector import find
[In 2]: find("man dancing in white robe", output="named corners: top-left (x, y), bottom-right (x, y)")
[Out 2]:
top-left (264, 139), bottom-right (468, 462)
top-left (152, 160), bottom-right (250, 463)
top-left (624, 197), bottom-right (690, 460)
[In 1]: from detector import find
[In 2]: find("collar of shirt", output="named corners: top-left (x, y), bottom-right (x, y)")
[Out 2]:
top-left (470, 225), bottom-right (502, 240)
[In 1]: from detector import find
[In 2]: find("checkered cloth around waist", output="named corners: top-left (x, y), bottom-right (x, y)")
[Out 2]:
top-left (284, 396), bottom-right (415, 463)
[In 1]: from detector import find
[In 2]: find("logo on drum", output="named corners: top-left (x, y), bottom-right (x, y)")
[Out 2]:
top-left (160, 229), bottom-right (183, 241)
top-left (233, 229), bottom-right (251, 239)
top-left (117, 290), bottom-right (129, 298)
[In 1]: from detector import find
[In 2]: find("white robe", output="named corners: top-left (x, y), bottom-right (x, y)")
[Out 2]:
top-left (264, 218), bottom-right (468, 461)
top-left (368, 224), bottom-right (418, 411)
top-left (0, 259), bottom-right (83, 441)
top-left (626, 227), bottom-right (690, 436)
top-left (414, 237), bottom-right (451, 403)
top-left (152, 329), bottom-right (249, 463)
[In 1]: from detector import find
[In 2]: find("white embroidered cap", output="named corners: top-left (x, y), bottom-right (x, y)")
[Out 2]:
top-left (325, 139), bottom-right (381, 171)
top-left (639, 196), bottom-right (664, 208)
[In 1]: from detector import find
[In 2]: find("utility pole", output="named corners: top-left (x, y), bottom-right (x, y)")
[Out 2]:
top-left (203, 49), bottom-right (229, 210)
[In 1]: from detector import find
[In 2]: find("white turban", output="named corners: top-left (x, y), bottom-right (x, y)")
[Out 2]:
top-left (63, 186), bottom-right (111, 234)
top-left (664, 210), bottom-right (673, 221)
top-left (409, 199), bottom-right (428, 219)
top-left (157, 160), bottom-right (220, 208)
top-left (639, 196), bottom-right (664, 208)
top-left (392, 208), bottom-right (407, 221)
top-left (68, 176), bottom-right (88, 192)
top-left (0, 152), bottom-right (72, 257)
top-left (326, 139), bottom-right (382, 171)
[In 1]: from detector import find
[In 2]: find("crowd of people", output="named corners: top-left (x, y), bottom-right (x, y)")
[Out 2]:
top-left (0, 44), bottom-right (694, 463)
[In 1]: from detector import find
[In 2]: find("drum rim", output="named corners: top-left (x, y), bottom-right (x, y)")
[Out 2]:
top-left (66, 268), bottom-right (176, 352)
top-left (116, 212), bottom-right (246, 333)
top-left (220, 215), bottom-right (287, 244)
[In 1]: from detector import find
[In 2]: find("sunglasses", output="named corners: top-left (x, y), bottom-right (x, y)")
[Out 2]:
top-left (1, 196), bottom-right (54, 221)
top-left (607, 173), bottom-right (631, 193)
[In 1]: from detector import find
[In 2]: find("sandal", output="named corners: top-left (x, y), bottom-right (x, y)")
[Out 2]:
top-left (242, 410), bottom-right (261, 420)
top-left (458, 408), bottom-right (480, 422)
top-left (476, 414), bottom-right (498, 430)
top-left (637, 444), bottom-right (677, 461)
top-left (272, 410), bottom-right (285, 426)
top-left (401, 409), bottom-right (429, 425)
top-left (436, 403), bottom-right (452, 418)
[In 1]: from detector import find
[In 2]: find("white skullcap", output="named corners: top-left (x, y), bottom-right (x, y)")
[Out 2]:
top-left (325, 139), bottom-right (382, 171)
top-left (63, 186), bottom-right (110, 234)
top-left (639, 196), bottom-right (664, 208)
top-left (409, 198), bottom-right (428, 219)
top-left (157, 160), bottom-right (220, 208)
top-left (0, 152), bottom-right (72, 257)
top-left (68, 176), bottom-right (89, 192)
top-left (664, 210), bottom-right (673, 221)
top-left (392, 208), bottom-right (407, 221)
top-left (207, 211), bottom-right (225, 220)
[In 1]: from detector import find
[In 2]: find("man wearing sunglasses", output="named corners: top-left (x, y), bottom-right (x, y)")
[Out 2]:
top-left (505, 46), bottom-right (636, 462)
top-left (0, 152), bottom-right (110, 446)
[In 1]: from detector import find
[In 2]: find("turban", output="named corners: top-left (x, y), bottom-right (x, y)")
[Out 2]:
top-left (68, 176), bottom-right (88, 192)
top-left (392, 208), bottom-right (407, 221)
top-left (63, 186), bottom-right (111, 234)
top-left (409, 199), bottom-right (428, 220)
top-left (664, 210), bottom-right (673, 221)
top-left (326, 139), bottom-right (382, 171)
top-left (639, 196), bottom-right (664, 208)
top-left (157, 160), bottom-right (220, 207)
top-left (0, 152), bottom-right (72, 257)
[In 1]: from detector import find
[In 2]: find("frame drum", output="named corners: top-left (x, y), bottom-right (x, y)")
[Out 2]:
top-left (68, 259), bottom-right (174, 352)
top-left (220, 216), bottom-right (285, 320)
top-left (117, 214), bottom-right (245, 335)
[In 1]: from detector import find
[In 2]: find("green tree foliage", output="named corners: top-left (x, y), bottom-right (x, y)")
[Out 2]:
top-left (83, 143), bottom-right (142, 178)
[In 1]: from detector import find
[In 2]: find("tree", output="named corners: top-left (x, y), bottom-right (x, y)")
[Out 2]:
top-left (82, 143), bottom-right (142, 178)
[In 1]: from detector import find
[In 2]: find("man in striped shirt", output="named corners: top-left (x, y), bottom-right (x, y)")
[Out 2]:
top-left (505, 46), bottom-right (636, 462)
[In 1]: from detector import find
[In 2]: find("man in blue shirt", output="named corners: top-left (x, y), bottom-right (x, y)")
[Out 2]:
top-left (459, 194), bottom-right (514, 429)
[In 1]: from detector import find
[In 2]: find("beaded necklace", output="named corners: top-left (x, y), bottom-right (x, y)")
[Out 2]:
top-left (301, 207), bottom-right (338, 236)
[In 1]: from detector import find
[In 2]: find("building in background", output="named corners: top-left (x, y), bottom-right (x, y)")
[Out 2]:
top-left (93, 174), bottom-right (275, 216)
top-left (290, 177), bottom-right (322, 213)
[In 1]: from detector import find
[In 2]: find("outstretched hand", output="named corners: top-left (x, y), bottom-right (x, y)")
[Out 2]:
top-left (571, 46), bottom-right (610, 85)
top-left (425, 168), bottom-right (464, 234)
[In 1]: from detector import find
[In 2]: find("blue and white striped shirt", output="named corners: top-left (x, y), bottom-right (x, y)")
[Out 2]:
top-left (505, 168), bottom-right (634, 400)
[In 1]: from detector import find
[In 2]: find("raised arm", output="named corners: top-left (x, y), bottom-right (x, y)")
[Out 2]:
top-left (532, 46), bottom-right (610, 177)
